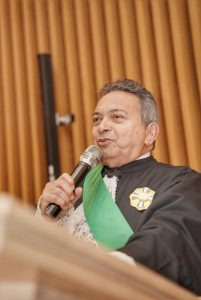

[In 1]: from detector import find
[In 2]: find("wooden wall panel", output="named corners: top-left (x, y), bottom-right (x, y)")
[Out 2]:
top-left (47, 0), bottom-right (74, 173)
top-left (134, 0), bottom-right (169, 162)
top-left (118, 0), bottom-right (142, 82)
top-left (34, 0), bottom-right (50, 52)
top-left (151, 0), bottom-right (187, 165)
top-left (74, 0), bottom-right (97, 146)
top-left (89, 0), bottom-right (110, 91)
top-left (0, 0), bottom-right (201, 206)
top-left (0, 0), bottom-right (21, 197)
top-left (0, 45), bottom-right (7, 191)
top-left (21, 0), bottom-right (47, 201)
top-left (9, 0), bottom-right (34, 203)
top-left (61, 0), bottom-right (86, 163)
top-left (103, 0), bottom-right (125, 80)
top-left (168, 0), bottom-right (201, 170)
top-left (187, 0), bottom-right (201, 101)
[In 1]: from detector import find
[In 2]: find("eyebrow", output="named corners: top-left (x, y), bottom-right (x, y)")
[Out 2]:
top-left (92, 109), bottom-right (127, 117)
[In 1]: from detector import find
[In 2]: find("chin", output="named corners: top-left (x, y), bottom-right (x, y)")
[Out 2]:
top-left (101, 148), bottom-right (116, 159)
top-left (101, 153), bottom-right (114, 166)
top-left (99, 147), bottom-right (127, 167)
top-left (101, 154), bottom-right (123, 168)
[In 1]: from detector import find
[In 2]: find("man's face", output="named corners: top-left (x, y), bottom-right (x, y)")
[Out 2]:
top-left (92, 91), bottom-right (152, 168)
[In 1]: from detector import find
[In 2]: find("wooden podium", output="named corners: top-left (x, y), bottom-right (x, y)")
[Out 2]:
top-left (0, 194), bottom-right (198, 300)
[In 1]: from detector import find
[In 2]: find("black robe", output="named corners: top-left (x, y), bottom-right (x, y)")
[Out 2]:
top-left (102, 156), bottom-right (201, 295)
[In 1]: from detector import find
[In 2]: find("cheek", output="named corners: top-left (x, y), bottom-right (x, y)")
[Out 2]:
top-left (116, 129), bottom-right (135, 146)
top-left (118, 127), bottom-right (144, 147)
top-left (134, 129), bottom-right (147, 145)
top-left (92, 127), bottom-right (97, 138)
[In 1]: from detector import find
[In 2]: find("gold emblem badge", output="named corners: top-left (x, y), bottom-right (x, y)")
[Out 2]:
top-left (129, 187), bottom-right (155, 211)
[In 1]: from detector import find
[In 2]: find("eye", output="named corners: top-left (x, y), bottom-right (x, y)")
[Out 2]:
top-left (92, 115), bottom-right (102, 125)
top-left (112, 114), bottom-right (124, 122)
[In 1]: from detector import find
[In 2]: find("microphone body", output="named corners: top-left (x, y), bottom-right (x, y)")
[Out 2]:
top-left (45, 145), bottom-right (102, 218)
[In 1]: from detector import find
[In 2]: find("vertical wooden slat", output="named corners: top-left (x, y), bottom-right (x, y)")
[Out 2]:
top-left (0, 0), bottom-right (21, 196)
top-left (74, 0), bottom-right (97, 146)
top-left (134, 0), bottom-right (169, 163)
top-left (22, 0), bottom-right (47, 202)
top-left (151, 0), bottom-right (187, 166)
top-left (103, 0), bottom-right (125, 80)
top-left (9, 0), bottom-right (34, 203)
top-left (89, 0), bottom-right (110, 91)
top-left (61, 0), bottom-right (86, 163)
top-left (0, 41), bottom-right (7, 191)
top-left (34, 0), bottom-right (50, 187)
top-left (187, 0), bottom-right (201, 101)
top-left (47, 0), bottom-right (73, 173)
top-left (34, 0), bottom-right (50, 53)
top-left (118, 0), bottom-right (142, 82)
top-left (168, 0), bottom-right (201, 171)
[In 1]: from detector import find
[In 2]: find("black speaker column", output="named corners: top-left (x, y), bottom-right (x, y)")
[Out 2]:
top-left (38, 54), bottom-right (60, 181)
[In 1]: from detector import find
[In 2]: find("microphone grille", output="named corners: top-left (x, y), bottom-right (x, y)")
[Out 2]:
top-left (86, 145), bottom-right (102, 159)
top-left (80, 145), bottom-right (102, 168)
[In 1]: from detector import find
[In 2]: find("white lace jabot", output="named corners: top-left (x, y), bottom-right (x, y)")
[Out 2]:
top-left (59, 175), bottom-right (118, 246)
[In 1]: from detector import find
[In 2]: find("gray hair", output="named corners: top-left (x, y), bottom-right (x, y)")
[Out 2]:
top-left (98, 79), bottom-right (159, 126)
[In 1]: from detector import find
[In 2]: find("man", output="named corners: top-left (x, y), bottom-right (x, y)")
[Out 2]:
top-left (39, 79), bottom-right (201, 295)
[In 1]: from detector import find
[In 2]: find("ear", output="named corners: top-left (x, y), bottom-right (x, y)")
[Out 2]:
top-left (145, 122), bottom-right (159, 146)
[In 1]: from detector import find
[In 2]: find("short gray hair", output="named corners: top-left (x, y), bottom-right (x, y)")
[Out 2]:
top-left (98, 79), bottom-right (159, 126)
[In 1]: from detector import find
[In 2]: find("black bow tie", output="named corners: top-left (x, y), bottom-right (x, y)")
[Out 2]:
top-left (102, 167), bottom-right (122, 178)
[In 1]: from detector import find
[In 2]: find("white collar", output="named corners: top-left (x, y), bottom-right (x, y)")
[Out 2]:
top-left (136, 152), bottom-right (151, 160)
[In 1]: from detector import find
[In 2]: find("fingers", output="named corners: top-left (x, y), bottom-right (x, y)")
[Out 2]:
top-left (58, 187), bottom-right (83, 218)
top-left (39, 173), bottom-right (83, 217)
top-left (74, 187), bottom-right (83, 202)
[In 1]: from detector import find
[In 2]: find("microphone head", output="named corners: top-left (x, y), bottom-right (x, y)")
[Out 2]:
top-left (80, 145), bottom-right (102, 168)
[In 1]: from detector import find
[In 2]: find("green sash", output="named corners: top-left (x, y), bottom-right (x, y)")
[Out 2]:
top-left (83, 164), bottom-right (133, 250)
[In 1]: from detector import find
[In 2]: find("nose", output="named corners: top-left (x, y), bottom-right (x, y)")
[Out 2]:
top-left (98, 117), bottom-right (111, 134)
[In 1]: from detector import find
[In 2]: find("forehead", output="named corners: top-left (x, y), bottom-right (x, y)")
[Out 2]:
top-left (95, 91), bottom-right (141, 113)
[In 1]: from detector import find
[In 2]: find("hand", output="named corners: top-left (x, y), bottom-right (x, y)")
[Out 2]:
top-left (39, 173), bottom-right (83, 220)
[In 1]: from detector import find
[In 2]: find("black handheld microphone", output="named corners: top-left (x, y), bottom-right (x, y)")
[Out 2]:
top-left (45, 145), bottom-right (102, 218)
